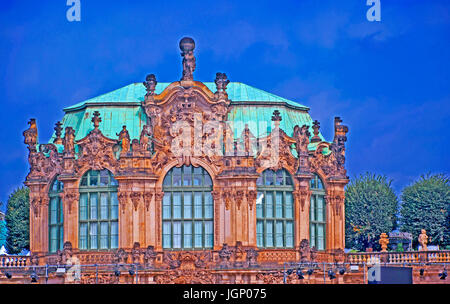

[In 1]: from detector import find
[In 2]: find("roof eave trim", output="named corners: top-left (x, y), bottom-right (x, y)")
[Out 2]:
top-left (63, 102), bottom-right (143, 113)
top-left (229, 101), bottom-right (310, 111)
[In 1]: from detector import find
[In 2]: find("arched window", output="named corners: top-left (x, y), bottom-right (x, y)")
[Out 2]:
top-left (310, 174), bottom-right (326, 250)
top-left (79, 170), bottom-right (118, 250)
top-left (49, 178), bottom-right (64, 253)
top-left (162, 166), bottom-right (213, 249)
top-left (256, 169), bottom-right (294, 248)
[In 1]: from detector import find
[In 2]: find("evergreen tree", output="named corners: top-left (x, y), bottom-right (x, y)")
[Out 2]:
top-left (5, 187), bottom-right (30, 254)
top-left (400, 174), bottom-right (449, 248)
top-left (0, 217), bottom-right (6, 249)
top-left (345, 173), bottom-right (399, 251)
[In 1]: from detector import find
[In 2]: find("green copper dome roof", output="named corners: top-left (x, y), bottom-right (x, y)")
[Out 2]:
top-left (64, 82), bottom-right (309, 111)
top-left (50, 82), bottom-right (327, 153)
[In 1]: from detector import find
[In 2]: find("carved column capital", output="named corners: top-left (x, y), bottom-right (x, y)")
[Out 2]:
top-left (143, 192), bottom-right (154, 212)
top-left (130, 191), bottom-right (142, 211)
top-left (293, 186), bottom-right (309, 212)
top-left (247, 190), bottom-right (257, 210)
top-left (235, 190), bottom-right (245, 210)
top-left (211, 190), bottom-right (222, 202)
top-left (118, 192), bottom-right (128, 214)
top-left (222, 191), bottom-right (233, 211)
top-left (62, 189), bottom-right (79, 214)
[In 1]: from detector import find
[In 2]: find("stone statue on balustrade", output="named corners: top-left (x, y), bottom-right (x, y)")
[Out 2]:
top-left (418, 229), bottom-right (429, 251)
top-left (379, 233), bottom-right (389, 252)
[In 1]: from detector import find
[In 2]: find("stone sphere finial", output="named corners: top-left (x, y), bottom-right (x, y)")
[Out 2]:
top-left (179, 37), bottom-right (195, 53)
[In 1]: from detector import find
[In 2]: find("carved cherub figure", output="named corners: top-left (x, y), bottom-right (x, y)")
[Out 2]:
top-left (418, 229), bottom-right (429, 251)
top-left (293, 124), bottom-right (310, 155)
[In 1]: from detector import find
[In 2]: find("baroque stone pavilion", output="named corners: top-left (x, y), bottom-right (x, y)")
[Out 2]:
top-left (22, 37), bottom-right (349, 283)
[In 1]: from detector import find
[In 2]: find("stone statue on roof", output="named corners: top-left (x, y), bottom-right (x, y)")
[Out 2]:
top-left (180, 37), bottom-right (196, 81)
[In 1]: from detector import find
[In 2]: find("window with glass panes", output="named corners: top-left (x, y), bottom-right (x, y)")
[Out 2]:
top-left (256, 169), bottom-right (294, 248)
top-left (310, 174), bottom-right (326, 250)
top-left (79, 170), bottom-right (119, 250)
top-left (162, 166), bottom-right (214, 250)
top-left (49, 178), bottom-right (64, 253)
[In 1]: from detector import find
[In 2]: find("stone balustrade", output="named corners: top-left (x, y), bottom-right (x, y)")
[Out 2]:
top-left (347, 250), bottom-right (450, 264)
top-left (0, 255), bottom-right (31, 267)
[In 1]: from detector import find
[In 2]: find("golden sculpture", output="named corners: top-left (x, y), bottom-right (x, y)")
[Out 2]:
top-left (418, 229), bottom-right (428, 251)
top-left (379, 233), bottom-right (389, 252)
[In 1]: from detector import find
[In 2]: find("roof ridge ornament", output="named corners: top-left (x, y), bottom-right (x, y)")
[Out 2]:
top-left (179, 37), bottom-right (196, 81)
top-left (311, 120), bottom-right (321, 143)
top-left (92, 111), bottom-right (102, 130)
top-left (214, 72), bottom-right (230, 102)
top-left (53, 121), bottom-right (63, 145)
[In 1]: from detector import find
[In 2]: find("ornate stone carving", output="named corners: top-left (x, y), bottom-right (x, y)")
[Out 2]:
top-left (293, 124), bottom-right (311, 174)
top-left (26, 143), bottom-right (63, 181)
top-left (234, 241), bottom-right (246, 267)
top-left (117, 125), bottom-right (131, 155)
top-left (143, 246), bottom-right (157, 268)
top-left (143, 74), bottom-right (157, 100)
top-left (163, 252), bottom-right (182, 269)
top-left (329, 117), bottom-right (348, 177)
top-left (218, 243), bottom-right (233, 268)
top-left (214, 72), bottom-right (230, 101)
top-left (242, 124), bottom-right (256, 156)
top-left (113, 248), bottom-right (128, 264)
top-left (256, 111), bottom-right (297, 173)
top-left (23, 118), bottom-right (38, 152)
top-left (311, 120), bottom-right (321, 143)
top-left (76, 112), bottom-right (118, 172)
top-left (247, 190), bottom-right (257, 210)
top-left (53, 121), bottom-right (63, 145)
top-left (30, 197), bottom-right (41, 218)
top-left (143, 192), bottom-right (153, 212)
top-left (379, 233), bottom-right (389, 252)
top-left (118, 192), bottom-right (128, 214)
top-left (235, 190), bottom-right (245, 210)
top-left (163, 251), bottom-right (211, 270)
top-left (246, 248), bottom-right (259, 267)
top-left (131, 242), bottom-right (141, 264)
top-left (130, 191), bottom-right (142, 211)
top-left (63, 189), bottom-right (79, 214)
top-left (309, 117), bottom-right (349, 179)
top-left (140, 124), bottom-right (153, 153)
top-left (299, 239), bottom-right (311, 262)
top-left (418, 229), bottom-right (428, 251)
top-left (80, 273), bottom-right (119, 284)
top-left (30, 253), bottom-right (40, 266)
top-left (56, 242), bottom-right (73, 266)
top-left (331, 195), bottom-right (344, 216)
top-left (63, 127), bottom-right (75, 156)
top-left (333, 248), bottom-right (346, 264)
top-left (180, 37), bottom-right (196, 81)
top-left (222, 191), bottom-right (233, 211)
top-left (154, 269), bottom-right (217, 284)
top-left (256, 272), bottom-right (284, 284)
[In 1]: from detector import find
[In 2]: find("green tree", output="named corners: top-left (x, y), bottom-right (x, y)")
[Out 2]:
top-left (0, 220), bottom-right (6, 249)
top-left (400, 174), bottom-right (449, 249)
top-left (5, 187), bottom-right (30, 254)
top-left (0, 201), bottom-right (6, 249)
top-left (345, 173), bottom-right (399, 251)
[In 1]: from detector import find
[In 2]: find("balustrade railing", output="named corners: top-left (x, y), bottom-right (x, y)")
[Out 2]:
top-left (2, 250), bottom-right (450, 269)
top-left (0, 256), bottom-right (30, 268)
top-left (347, 250), bottom-right (450, 264)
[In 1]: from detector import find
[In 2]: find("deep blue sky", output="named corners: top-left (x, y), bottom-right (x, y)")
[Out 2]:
top-left (0, 0), bottom-right (449, 209)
